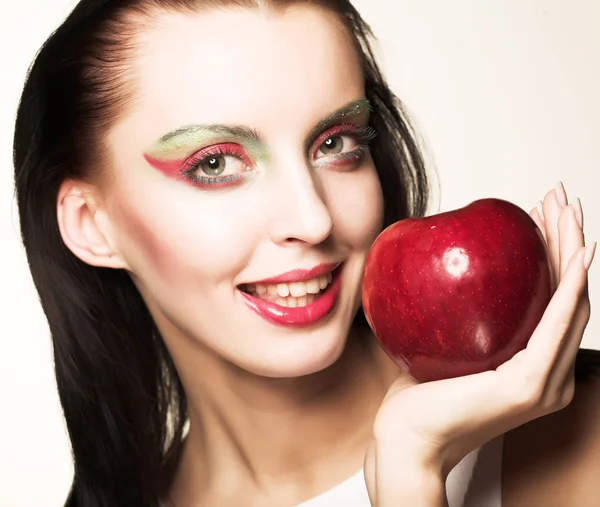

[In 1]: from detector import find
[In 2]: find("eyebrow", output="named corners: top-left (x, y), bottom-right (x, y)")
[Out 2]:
top-left (158, 124), bottom-right (261, 145)
top-left (152, 98), bottom-right (372, 150)
top-left (305, 98), bottom-right (372, 145)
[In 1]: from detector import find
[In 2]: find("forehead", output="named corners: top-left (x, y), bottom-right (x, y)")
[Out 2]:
top-left (127, 5), bottom-right (364, 132)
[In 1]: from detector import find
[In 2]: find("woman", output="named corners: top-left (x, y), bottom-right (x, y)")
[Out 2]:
top-left (13, 0), bottom-right (600, 506)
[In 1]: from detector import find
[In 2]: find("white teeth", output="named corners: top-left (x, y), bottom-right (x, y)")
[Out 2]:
top-left (256, 284), bottom-right (267, 295)
top-left (305, 278), bottom-right (320, 294)
top-left (289, 282), bottom-right (307, 297)
top-left (244, 272), bottom-right (335, 304)
top-left (274, 292), bottom-right (322, 307)
top-left (319, 274), bottom-right (329, 289)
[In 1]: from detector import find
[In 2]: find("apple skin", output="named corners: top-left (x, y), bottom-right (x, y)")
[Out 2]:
top-left (362, 198), bottom-right (552, 382)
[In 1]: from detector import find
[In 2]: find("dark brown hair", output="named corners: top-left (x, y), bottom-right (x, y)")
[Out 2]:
top-left (13, 1), bottom-right (430, 505)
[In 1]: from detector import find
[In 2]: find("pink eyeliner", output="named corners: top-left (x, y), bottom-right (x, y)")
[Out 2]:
top-left (142, 99), bottom-right (374, 189)
top-left (144, 151), bottom-right (250, 189)
top-left (143, 153), bottom-right (182, 178)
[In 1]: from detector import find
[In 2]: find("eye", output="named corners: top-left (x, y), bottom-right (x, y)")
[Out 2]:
top-left (316, 135), bottom-right (359, 158)
top-left (194, 155), bottom-right (246, 177)
top-left (181, 142), bottom-right (254, 187)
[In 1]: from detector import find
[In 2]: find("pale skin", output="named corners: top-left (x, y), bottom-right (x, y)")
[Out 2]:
top-left (55, 5), bottom-right (600, 507)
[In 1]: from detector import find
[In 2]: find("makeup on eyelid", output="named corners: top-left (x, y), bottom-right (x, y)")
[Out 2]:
top-left (145, 99), bottom-right (372, 158)
top-left (144, 125), bottom-right (376, 189)
top-left (142, 99), bottom-right (376, 188)
top-left (144, 127), bottom-right (265, 189)
top-left (311, 123), bottom-right (376, 163)
top-left (146, 125), bottom-right (270, 162)
top-left (144, 152), bottom-right (252, 190)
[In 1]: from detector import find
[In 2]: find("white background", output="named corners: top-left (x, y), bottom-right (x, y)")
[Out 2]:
top-left (1, 1), bottom-right (599, 505)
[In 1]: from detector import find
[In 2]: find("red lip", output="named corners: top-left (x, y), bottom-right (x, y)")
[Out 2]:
top-left (247, 262), bottom-right (341, 285)
top-left (239, 265), bottom-right (343, 327)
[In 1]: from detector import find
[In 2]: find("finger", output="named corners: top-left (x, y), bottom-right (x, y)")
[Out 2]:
top-left (543, 236), bottom-right (594, 413)
top-left (555, 180), bottom-right (569, 208)
top-left (573, 197), bottom-right (584, 230)
top-left (547, 294), bottom-right (591, 399)
top-left (553, 241), bottom-right (595, 371)
top-left (524, 246), bottom-right (589, 379)
top-left (529, 205), bottom-right (546, 243)
top-left (541, 183), bottom-right (567, 288)
top-left (558, 204), bottom-right (585, 279)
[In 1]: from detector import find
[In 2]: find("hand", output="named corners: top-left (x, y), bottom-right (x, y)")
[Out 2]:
top-left (364, 183), bottom-right (596, 507)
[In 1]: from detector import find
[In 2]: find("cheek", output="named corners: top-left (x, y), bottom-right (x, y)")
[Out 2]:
top-left (107, 184), bottom-right (259, 291)
top-left (325, 162), bottom-right (384, 248)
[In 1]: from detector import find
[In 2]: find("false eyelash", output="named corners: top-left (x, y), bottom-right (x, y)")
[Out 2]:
top-left (348, 123), bottom-right (378, 143)
top-left (311, 123), bottom-right (377, 167)
top-left (311, 122), bottom-right (377, 158)
top-left (323, 123), bottom-right (378, 144)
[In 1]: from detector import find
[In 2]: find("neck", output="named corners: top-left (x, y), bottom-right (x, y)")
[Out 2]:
top-left (166, 323), bottom-right (399, 505)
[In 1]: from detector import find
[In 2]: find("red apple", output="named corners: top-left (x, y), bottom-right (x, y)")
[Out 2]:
top-left (362, 198), bottom-right (552, 382)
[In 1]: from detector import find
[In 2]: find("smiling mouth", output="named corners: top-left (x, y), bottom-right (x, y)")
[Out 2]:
top-left (238, 271), bottom-right (334, 308)
top-left (238, 264), bottom-right (344, 327)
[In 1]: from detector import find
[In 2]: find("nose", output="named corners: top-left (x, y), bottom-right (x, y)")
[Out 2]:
top-left (268, 162), bottom-right (334, 247)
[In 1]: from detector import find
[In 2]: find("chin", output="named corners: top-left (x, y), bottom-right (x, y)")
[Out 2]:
top-left (238, 315), bottom-right (355, 379)
top-left (226, 262), bottom-right (363, 378)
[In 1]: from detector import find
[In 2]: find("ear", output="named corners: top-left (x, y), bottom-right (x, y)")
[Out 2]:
top-left (57, 180), bottom-right (129, 270)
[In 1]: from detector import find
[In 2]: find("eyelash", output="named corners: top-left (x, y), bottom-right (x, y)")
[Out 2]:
top-left (180, 123), bottom-right (378, 188)
top-left (312, 123), bottom-right (377, 167)
top-left (181, 143), bottom-right (250, 188)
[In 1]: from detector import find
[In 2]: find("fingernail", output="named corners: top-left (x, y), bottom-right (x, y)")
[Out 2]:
top-left (584, 242), bottom-right (597, 271)
top-left (555, 181), bottom-right (568, 208)
top-left (536, 200), bottom-right (545, 221)
top-left (573, 198), bottom-right (584, 229)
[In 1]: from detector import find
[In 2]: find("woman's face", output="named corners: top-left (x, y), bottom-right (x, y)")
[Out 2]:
top-left (102, 4), bottom-right (384, 377)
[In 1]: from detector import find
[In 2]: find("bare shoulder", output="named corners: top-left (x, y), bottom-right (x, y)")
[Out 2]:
top-left (502, 349), bottom-right (600, 507)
